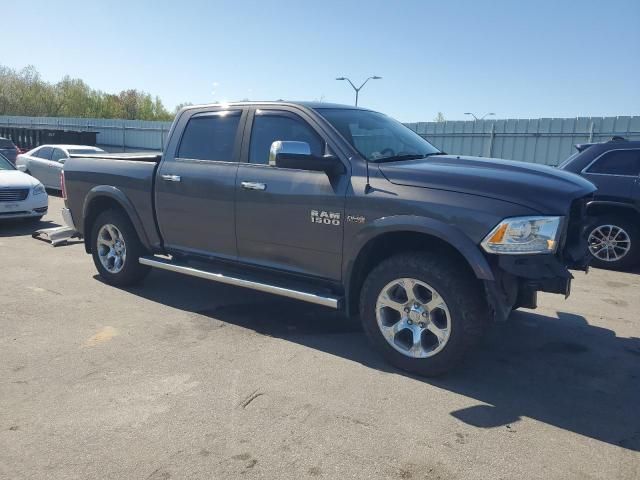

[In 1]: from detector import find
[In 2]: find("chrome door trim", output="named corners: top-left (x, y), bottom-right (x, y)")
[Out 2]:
top-left (160, 174), bottom-right (181, 182)
top-left (241, 181), bottom-right (266, 190)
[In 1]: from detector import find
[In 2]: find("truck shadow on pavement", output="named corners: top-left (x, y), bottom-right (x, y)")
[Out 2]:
top-left (0, 218), bottom-right (60, 237)
top-left (123, 270), bottom-right (640, 452)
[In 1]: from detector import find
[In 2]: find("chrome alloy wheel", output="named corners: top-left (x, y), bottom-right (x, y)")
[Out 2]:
top-left (375, 278), bottom-right (451, 358)
top-left (588, 224), bottom-right (631, 262)
top-left (97, 224), bottom-right (127, 274)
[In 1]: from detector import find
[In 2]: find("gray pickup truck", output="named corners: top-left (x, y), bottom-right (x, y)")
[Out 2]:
top-left (62, 101), bottom-right (596, 376)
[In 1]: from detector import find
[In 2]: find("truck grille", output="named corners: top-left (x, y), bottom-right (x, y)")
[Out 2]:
top-left (0, 188), bottom-right (29, 202)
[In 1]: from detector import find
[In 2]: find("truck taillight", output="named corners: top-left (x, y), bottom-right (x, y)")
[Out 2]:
top-left (60, 171), bottom-right (67, 199)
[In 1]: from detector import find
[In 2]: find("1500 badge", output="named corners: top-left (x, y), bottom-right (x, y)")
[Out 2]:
top-left (311, 210), bottom-right (341, 225)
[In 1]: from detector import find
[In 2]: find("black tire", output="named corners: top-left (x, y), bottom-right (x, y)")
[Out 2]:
top-left (90, 209), bottom-right (150, 287)
top-left (587, 216), bottom-right (640, 270)
top-left (360, 252), bottom-right (489, 377)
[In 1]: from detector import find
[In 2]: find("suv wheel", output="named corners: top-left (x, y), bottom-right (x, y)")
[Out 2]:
top-left (91, 209), bottom-right (150, 286)
top-left (360, 252), bottom-right (489, 377)
top-left (587, 216), bottom-right (639, 270)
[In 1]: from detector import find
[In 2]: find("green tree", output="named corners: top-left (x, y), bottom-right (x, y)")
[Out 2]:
top-left (0, 64), bottom-right (179, 121)
top-left (173, 102), bottom-right (193, 114)
top-left (434, 112), bottom-right (446, 122)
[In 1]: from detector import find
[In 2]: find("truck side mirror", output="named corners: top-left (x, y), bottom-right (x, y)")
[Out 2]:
top-left (269, 141), bottom-right (344, 175)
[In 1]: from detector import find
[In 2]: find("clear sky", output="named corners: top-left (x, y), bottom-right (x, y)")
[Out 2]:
top-left (3, 0), bottom-right (639, 122)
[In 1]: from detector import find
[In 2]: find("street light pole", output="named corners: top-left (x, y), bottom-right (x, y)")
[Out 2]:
top-left (336, 76), bottom-right (382, 106)
top-left (464, 112), bottom-right (496, 121)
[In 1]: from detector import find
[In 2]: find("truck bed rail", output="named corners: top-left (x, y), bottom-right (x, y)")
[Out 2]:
top-left (67, 152), bottom-right (162, 162)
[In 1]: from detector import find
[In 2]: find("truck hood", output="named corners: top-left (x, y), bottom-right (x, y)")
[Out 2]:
top-left (0, 170), bottom-right (40, 188)
top-left (378, 155), bottom-right (596, 213)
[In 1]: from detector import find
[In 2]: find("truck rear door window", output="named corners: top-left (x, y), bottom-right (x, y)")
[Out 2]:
top-left (177, 111), bottom-right (241, 161)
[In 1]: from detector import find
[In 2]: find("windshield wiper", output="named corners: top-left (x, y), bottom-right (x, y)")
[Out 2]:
top-left (374, 152), bottom-right (446, 163)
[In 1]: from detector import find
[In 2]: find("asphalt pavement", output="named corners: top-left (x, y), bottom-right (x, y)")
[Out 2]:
top-left (1, 194), bottom-right (639, 479)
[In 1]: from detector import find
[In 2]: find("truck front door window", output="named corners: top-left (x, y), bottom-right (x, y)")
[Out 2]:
top-left (177, 112), bottom-right (241, 161)
top-left (249, 113), bottom-right (323, 165)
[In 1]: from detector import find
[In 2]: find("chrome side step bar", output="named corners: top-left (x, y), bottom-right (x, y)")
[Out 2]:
top-left (139, 256), bottom-right (341, 309)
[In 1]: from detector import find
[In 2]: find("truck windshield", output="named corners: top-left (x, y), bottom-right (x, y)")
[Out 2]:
top-left (316, 108), bottom-right (440, 161)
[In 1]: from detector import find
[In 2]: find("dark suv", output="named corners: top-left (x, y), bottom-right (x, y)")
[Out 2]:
top-left (0, 136), bottom-right (19, 165)
top-left (559, 138), bottom-right (640, 269)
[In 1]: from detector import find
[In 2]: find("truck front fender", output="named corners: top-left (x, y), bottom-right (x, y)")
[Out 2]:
top-left (82, 186), bottom-right (152, 252)
top-left (344, 215), bottom-right (494, 283)
top-left (342, 215), bottom-right (496, 317)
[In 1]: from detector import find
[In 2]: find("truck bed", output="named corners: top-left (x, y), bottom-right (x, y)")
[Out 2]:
top-left (63, 154), bottom-right (162, 248)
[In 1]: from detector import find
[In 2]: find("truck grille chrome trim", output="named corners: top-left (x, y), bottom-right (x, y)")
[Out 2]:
top-left (139, 256), bottom-right (341, 309)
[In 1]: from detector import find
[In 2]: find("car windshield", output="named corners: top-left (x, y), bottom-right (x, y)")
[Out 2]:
top-left (557, 151), bottom-right (580, 168)
top-left (0, 153), bottom-right (15, 170)
top-left (316, 108), bottom-right (440, 161)
top-left (67, 148), bottom-right (103, 155)
top-left (0, 139), bottom-right (16, 149)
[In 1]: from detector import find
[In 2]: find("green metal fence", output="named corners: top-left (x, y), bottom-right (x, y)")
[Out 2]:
top-left (1, 114), bottom-right (639, 164)
top-left (406, 116), bottom-right (640, 165)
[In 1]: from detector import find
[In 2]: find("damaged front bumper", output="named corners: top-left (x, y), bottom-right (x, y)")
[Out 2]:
top-left (483, 253), bottom-right (587, 322)
top-left (483, 196), bottom-right (592, 322)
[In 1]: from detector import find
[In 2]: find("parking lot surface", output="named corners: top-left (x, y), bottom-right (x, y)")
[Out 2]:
top-left (1, 195), bottom-right (639, 479)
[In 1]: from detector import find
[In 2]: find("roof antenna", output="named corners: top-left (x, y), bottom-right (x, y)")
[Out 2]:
top-left (364, 156), bottom-right (372, 194)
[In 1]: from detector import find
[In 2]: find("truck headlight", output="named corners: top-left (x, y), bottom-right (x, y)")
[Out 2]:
top-left (32, 183), bottom-right (46, 196)
top-left (481, 216), bottom-right (562, 254)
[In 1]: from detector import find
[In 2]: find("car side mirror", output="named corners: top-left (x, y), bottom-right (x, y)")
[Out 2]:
top-left (269, 141), bottom-right (345, 175)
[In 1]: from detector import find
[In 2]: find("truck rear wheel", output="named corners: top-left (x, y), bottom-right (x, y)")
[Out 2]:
top-left (90, 209), bottom-right (150, 287)
top-left (360, 252), bottom-right (489, 377)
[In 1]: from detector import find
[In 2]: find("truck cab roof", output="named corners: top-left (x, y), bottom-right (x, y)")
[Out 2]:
top-left (179, 100), bottom-right (370, 113)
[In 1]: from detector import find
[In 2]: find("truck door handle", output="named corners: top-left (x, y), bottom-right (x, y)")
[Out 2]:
top-left (241, 181), bottom-right (266, 191)
top-left (161, 174), bottom-right (181, 182)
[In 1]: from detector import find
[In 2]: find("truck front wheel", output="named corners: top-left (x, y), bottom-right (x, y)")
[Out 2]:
top-left (90, 209), bottom-right (150, 287)
top-left (360, 252), bottom-right (489, 377)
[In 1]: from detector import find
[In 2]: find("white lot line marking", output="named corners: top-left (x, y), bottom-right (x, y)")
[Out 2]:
top-left (84, 326), bottom-right (118, 347)
top-left (27, 286), bottom-right (62, 295)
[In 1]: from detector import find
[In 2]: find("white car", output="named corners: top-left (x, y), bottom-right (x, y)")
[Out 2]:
top-left (0, 154), bottom-right (48, 221)
top-left (16, 144), bottom-right (105, 190)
